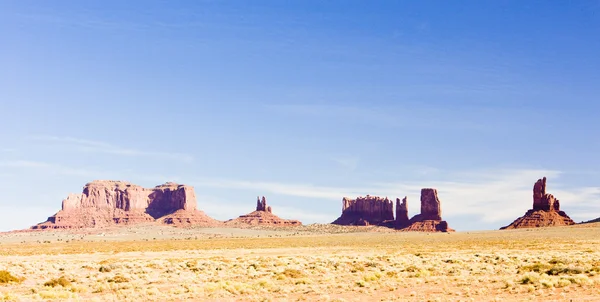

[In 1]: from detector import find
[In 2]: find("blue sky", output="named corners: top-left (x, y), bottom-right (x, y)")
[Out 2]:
top-left (1, 1), bottom-right (599, 232)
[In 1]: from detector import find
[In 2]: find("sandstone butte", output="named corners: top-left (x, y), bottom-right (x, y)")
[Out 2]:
top-left (31, 180), bottom-right (220, 229)
top-left (226, 196), bottom-right (302, 226)
top-left (500, 177), bottom-right (575, 230)
top-left (332, 189), bottom-right (454, 232)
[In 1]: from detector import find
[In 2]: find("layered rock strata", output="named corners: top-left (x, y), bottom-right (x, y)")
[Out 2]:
top-left (332, 195), bottom-right (394, 226)
top-left (501, 177), bottom-right (575, 229)
top-left (401, 189), bottom-right (453, 232)
top-left (226, 196), bottom-right (302, 226)
top-left (395, 197), bottom-right (409, 227)
top-left (32, 180), bottom-right (219, 229)
top-left (332, 190), bottom-right (453, 232)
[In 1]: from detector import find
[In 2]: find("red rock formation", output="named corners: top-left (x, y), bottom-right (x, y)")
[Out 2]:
top-left (395, 197), bottom-right (409, 227)
top-left (330, 190), bottom-right (452, 232)
top-left (256, 196), bottom-right (272, 213)
top-left (501, 177), bottom-right (575, 229)
top-left (31, 180), bottom-right (219, 229)
top-left (332, 195), bottom-right (394, 226)
top-left (400, 189), bottom-right (453, 232)
top-left (226, 196), bottom-right (302, 226)
top-left (401, 220), bottom-right (451, 232)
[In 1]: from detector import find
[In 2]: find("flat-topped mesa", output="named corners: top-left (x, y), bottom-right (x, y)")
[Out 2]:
top-left (400, 188), bottom-right (453, 232)
top-left (226, 196), bottom-right (301, 226)
top-left (31, 180), bottom-right (219, 229)
top-left (332, 195), bottom-right (394, 226)
top-left (256, 196), bottom-right (272, 213)
top-left (395, 197), bottom-right (409, 227)
top-left (501, 177), bottom-right (574, 230)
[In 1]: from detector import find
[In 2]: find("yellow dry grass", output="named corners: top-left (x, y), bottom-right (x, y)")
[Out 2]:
top-left (0, 224), bottom-right (599, 301)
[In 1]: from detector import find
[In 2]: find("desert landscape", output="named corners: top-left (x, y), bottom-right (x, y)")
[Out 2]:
top-left (1, 223), bottom-right (600, 301)
top-left (0, 177), bottom-right (599, 301)
top-left (2, 1), bottom-right (599, 301)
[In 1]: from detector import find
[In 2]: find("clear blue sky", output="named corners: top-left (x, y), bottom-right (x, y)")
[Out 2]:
top-left (1, 0), bottom-right (599, 232)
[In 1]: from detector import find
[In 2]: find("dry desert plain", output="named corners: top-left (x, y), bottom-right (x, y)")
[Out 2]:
top-left (0, 223), bottom-right (599, 301)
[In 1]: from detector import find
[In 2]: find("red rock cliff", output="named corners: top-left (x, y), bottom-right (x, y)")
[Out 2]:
top-left (227, 196), bottom-right (301, 226)
top-left (32, 180), bottom-right (219, 229)
top-left (332, 195), bottom-right (394, 226)
top-left (501, 177), bottom-right (574, 230)
top-left (401, 189), bottom-right (453, 232)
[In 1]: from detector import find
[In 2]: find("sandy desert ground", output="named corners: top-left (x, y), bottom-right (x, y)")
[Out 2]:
top-left (0, 223), bottom-right (599, 301)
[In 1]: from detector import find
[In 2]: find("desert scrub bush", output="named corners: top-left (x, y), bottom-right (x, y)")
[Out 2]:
top-left (0, 270), bottom-right (21, 284)
top-left (518, 263), bottom-right (551, 273)
top-left (362, 272), bottom-right (382, 282)
top-left (107, 275), bottom-right (129, 283)
top-left (401, 265), bottom-right (419, 273)
top-left (280, 268), bottom-right (304, 278)
top-left (44, 276), bottom-right (71, 287)
top-left (99, 265), bottom-right (112, 272)
top-left (350, 264), bottom-right (365, 273)
top-left (546, 266), bottom-right (584, 276)
top-left (519, 272), bottom-right (540, 285)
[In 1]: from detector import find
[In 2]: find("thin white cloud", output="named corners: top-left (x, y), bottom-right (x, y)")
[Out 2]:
top-left (197, 195), bottom-right (333, 224)
top-left (263, 103), bottom-right (486, 130)
top-left (0, 160), bottom-right (181, 186)
top-left (29, 136), bottom-right (194, 163)
top-left (331, 155), bottom-right (360, 171)
top-left (0, 160), bottom-right (96, 177)
top-left (192, 169), bottom-right (600, 226)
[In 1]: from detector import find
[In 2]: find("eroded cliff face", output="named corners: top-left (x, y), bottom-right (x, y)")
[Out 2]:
top-left (403, 189), bottom-right (453, 232)
top-left (501, 177), bottom-right (575, 230)
top-left (395, 197), bottom-right (409, 227)
top-left (332, 195), bottom-right (394, 226)
top-left (32, 180), bottom-right (219, 229)
top-left (332, 190), bottom-right (453, 232)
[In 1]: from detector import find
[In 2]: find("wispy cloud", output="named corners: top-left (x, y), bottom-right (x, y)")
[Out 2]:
top-left (197, 195), bottom-right (334, 223)
top-left (264, 104), bottom-right (402, 128)
top-left (0, 160), bottom-right (96, 177)
top-left (29, 136), bottom-right (194, 163)
top-left (331, 155), bottom-right (360, 171)
top-left (0, 160), bottom-right (182, 185)
top-left (192, 169), bottom-right (600, 226)
top-left (263, 103), bottom-right (488, 130)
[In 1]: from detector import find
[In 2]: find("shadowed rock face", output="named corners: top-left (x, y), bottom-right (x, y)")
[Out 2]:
top-left (501, 177), bottom-right (575, 230)
top-left (395, 197), bottom-right (409, 227)
top-left (419, 189), bottom-right (442, 220)
top-left (332, 195), bottom-right (394, 226)
top-left (32, 180), bottom-right (219, 229)
top-left (256, 196), bottom-right (272, 213)
top-left (532, 177), bottom-right (561, 211)
top-left (402, 189), bottom-right (453, 232)
top-left (227, 196), bottom-right (301, 226)
top-left (332, 191), bottom-right (453, 232)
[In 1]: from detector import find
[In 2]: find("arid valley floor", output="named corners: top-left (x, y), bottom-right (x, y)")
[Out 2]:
top-left (0, 224), bottom-right (599, 301)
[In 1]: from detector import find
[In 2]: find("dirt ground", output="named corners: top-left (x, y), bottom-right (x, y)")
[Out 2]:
top-left (0, 223), bottom-right (599, 301)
